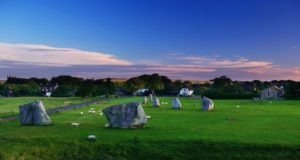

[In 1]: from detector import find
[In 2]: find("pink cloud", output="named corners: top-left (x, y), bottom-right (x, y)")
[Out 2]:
top-left (0, 42), bottom-right (131, 66)
top-left (1, 42), bottom-right (300, 80)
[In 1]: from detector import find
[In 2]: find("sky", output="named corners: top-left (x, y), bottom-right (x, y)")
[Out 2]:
top-left (0, 0), bottom-right (300, 80)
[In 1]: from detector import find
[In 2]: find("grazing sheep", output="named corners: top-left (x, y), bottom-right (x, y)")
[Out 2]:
top-left (236, 105), bottom-right (240, 108)
top-left (80, 112), bottom-right (84, 115)
top-left (147, 115), bottom-right (152, 119)
top-left (91, 110), bottom-right (96, 113)
top-left (99, 112), bottom-right (103, 116)
top-left (71, 122), bottom-right (80, 127)
top-left (86, 135), bottom-right (96, 141)
top-left (105, 124), bottom-right (110, 128)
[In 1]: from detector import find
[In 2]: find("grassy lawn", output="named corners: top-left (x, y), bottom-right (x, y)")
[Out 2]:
top-left (0, 97), bottom-right (94, 117)
top-left (0, 97), bottom-right (299, 159)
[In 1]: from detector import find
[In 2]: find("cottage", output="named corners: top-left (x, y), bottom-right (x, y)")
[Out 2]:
top-left (134, 88), bottom-right (149, 96)
top-left (260, 86), bottom-right (284, 99)
top-left (179, 88), bottom-right (193, 96)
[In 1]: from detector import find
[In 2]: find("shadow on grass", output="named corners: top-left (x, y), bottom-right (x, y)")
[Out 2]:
top-left (0, 137), bottom-right (299, 160)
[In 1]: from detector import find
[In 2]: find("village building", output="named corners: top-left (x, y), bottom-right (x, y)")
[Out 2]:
top-left (260, 86), bottom-right (284, 99)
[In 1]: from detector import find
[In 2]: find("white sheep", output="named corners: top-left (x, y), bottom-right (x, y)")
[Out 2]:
top-left (80, 112), bottom-right (84, 115)
top-left (147, 115), bottom-right (152, 119)
top-left (71, 122), bottom-right (80, 127)
top-left (91, 110), bottom-right (96, 113)
top-left (86, 135), bottom-right (96, 141)
top-left (105, 124), bottom-right (110, 128)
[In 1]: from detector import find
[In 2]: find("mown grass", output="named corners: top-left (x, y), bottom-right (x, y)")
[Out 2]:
top-left (0, 97), bottom-right (93, 117)
top-left (0, 97), bottom-right (300, 159)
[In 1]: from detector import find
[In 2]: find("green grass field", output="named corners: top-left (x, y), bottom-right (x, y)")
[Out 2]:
top-left (0, 97), bottom-right (300, 160)
top-left (0, 97), bottom-right (93, 117)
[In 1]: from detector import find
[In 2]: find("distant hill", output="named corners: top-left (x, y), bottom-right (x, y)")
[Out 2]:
top-left (110, 78), bottom-right (127, 83)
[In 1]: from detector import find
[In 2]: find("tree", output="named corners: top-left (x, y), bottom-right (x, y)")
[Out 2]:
top-left (105, 78), bottom-right (116, 95)
top-left (252, 80), bottom-right (264, 91)
top-left (52, 85), bottom-right (76, 97)
top-left (124, 77), bottom-right (144, 94)
top-left (285, 81), bottom-right (300, 99)
top-left (76, 80), bottom-right (96, 97)
top-left (51, 75), bottom-right (83, 87)
top-left (0, 84), bottom-right (8, 96)
top-left (212, 76), bottom-right (232, 88)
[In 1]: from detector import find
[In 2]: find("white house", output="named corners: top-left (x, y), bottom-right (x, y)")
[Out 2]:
top-left (135, 88), bottom-right (149, 96)
top-left (179, 88), bottom-right (193, 96)
top-left (260, 86), bottom-right (284, 99)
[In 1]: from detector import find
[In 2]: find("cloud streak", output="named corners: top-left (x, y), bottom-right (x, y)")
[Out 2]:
top-left (0, 42), bottom-right (131, 66)
top-left (0, 42), bottom-right (300, 80)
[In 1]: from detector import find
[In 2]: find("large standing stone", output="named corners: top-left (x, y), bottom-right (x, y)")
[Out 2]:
top-left (19, 101), bottom-right (51, 125)
top-left (202, 96), bottom-right (214, 111)
top-left (172, 97), bottom-right (182, 109)
top-left (152, 96), bottom-right (160, 107)
top-left (102, 102), bottom-right (148, 128)
top-left (143, 96), bottom-right (148, 104)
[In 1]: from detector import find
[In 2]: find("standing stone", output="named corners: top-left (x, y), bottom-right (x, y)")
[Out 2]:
top-left (149, 94), bottom-right (153, 102)
top-left (202, 96), bottom-right (214, 111)
top-left (152, 96), bottom-right (160, 107)
top-left (102, 102), bottom-right (148, 128)
top-left (172, 97), bottom-right (182, 109)
top-left (143, 96), bottom-right (148, 104)
top-left (19, 101), bottom-right (51, 125)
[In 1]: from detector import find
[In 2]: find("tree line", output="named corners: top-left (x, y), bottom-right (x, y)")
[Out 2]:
top-left (1, 74), bottom-right (300, 99)
top-left (0, 76), bottom-right (115, 97)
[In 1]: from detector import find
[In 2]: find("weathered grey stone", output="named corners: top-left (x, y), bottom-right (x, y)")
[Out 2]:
top-left (102, 102), bottom-right (148, 128)
top-left (19, 100), bottom-right (51, 125)
top-left (172, 97), bottom-right (182, 109)
top-left (149, 94), bottom-right (153, 102)
top-left (152, 96), bottom-right (160, 107)
top-left (202, 96), bottom-right (214, 111)
top-left (143, 96), bottom-right (148, 104)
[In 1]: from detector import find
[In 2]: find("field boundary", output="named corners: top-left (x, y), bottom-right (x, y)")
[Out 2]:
top-left (0, 98), bottom-right (110, 123)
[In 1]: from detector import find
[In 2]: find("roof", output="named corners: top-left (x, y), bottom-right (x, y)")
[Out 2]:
top-left (261, 86), bottom-right (284, 92)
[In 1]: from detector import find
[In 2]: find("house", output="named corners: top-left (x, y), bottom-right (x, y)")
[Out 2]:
top-left (179, 88), bottom-right (193, 96)
top-left (260, 86), bottom-right (284, 99)
top-left (39, 83), bottom-right (58, 97)
top-left (134, 88), bottom-right (149, 96)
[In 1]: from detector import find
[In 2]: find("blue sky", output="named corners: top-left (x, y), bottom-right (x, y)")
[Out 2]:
top-left (0, 0), bottom-right (300, 80)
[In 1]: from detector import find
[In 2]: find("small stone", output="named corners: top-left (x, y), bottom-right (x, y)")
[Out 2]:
top-left (143, 96), bottom-right (148, 104)
top-left (202, 96), bottom-right (214, 111)
top-left (152, 96), bottom-right (160, 107)
top-left (172, 97), bottom-right (182, 109)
